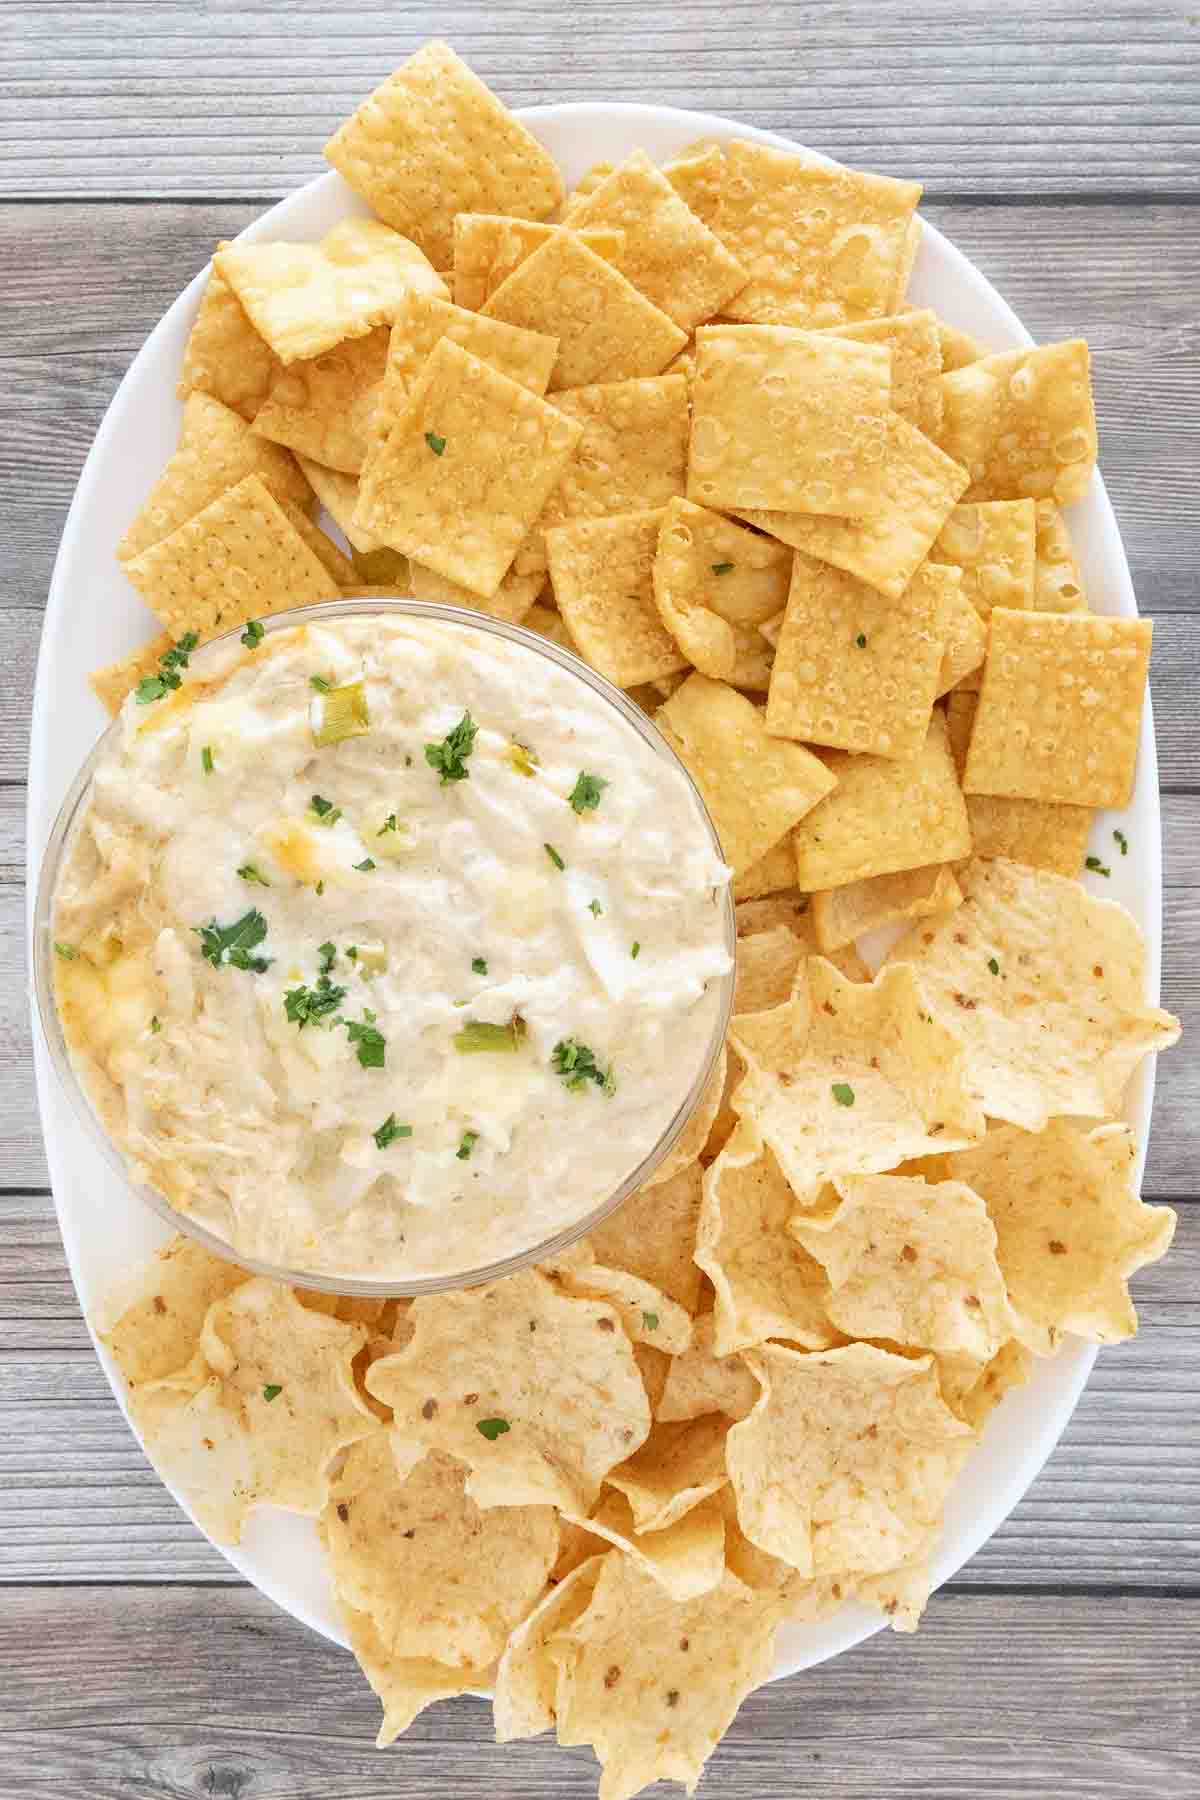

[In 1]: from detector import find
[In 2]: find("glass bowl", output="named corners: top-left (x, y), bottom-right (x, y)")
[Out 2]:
top-left (33, 596), bottom-right (736, 1297)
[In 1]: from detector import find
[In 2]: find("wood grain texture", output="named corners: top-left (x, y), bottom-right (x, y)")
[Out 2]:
top-left (3, 0), bottom-right (1199, 199)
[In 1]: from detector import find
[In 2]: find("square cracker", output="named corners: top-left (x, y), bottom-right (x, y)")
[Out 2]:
top-left (118, 392), bottom-right (312, 562)
top-left (662, 143), bottom-right (725, 231)
top-left (353, 337), bottom-right (582, 598)
top-left (713, 140), bottom-right (922, 328)
top-left (294, 456), bottom-right (381, 554)
top-left (481, 230), bottom-right (687, 390)
top-left (933, 316), bottom-right (988, 372)
top-left (451, 216), bottom-right (623, 313)
top-left (929, 563), bottom-right (988, 694)
top-left (653, 498), bottom-right (792, 683)
top-left (821, 309), bottom-right (943, 439)
top-left (945, 691), bottom-right (1091, 875)
top-left (122, 473), bottom-right (336, 639)
top-left (936, 339), bottom-right (1097, 507)
top-left (688, 325), bottom-right (892, 515)
top-left (252, 326), bottom-right (390, 474)
top-left (1034, 500), bottom-right (1089, 613)
top-left (792, 711), bottom-right (972, 890)
top-left (215, 220), bottom-right (448, 366)
top-left (276, 499), bottom-right (357, 587)
top-left (654, 673), bottom-right (836, 876)
top-left (323, 41), bottom-right (564, 269)
top-left (765, 549), bottom-right (944, 760)
top-left (933, 500), bottom-right (1036, 621)
top-left (737, 411), bottom-right (970, 599)
top-left (563, 149), bottom-right (749, 331)
top-left (178, 243), bottom-right (279, 421)
top-left (544, 510), bottom-right (688, 687)
top-left (963, 608), bottom-right (1151, 809)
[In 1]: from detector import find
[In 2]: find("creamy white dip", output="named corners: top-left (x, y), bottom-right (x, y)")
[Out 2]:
top-left (52, 612), bottom-right (732, 1280)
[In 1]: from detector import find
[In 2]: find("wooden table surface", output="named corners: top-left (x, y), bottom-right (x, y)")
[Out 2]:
top-left (2, 5), bottom-right (1197, 1795)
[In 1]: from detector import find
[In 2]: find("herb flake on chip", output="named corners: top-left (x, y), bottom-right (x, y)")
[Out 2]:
top-left (53, 941), bottom-right (77, 961)
top-left (544, 842), bottom-right (566, 871)
top-left (425, 711), bottom-right (477, 785)
top-left (988, 956), bottom-right (1000, 975)
top-left (262, 1384), bottom-right (282, 1403)
top-left (855, 633), bottom-right (867, 648)
top-left (374, 1114), bottom-right (412, 1149)
top-left (642, 1310), bottom-right (659, 1332)
top-left (476, 1417), bottom-right (510, 1440)
top-left (588, 899), bottom-right (603, 917)
top-left (354, 858), bottom-right (376, 872)
top-left (711, 561), bottom-right (735, 575)
top-left (568, 771), bottom-right (609, 814)
top-left (552, 1038), bottom-right (615, 1096)
top-left (241, 620), bottom-right (264, 649)
top-left (631, 941), bottom-right (641, 959)
top-left (425, 430), bottom-right (447, 456)
top-left (149, 1015), bottom-right (162, 1034)
top-left (196, 908), bottom-right (270, 973)
top-left (831, 1081), bottom-right (855, 1107)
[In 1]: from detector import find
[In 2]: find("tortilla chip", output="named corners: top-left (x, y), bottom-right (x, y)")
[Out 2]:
top-left (90, 629), bottom-right (176, 717)
top-left (765, 549), bottom-right (943, 759)
top-left (933, 1119), bottom-right (1176, 1352)
top-left (943, 691), bottom-right (1092, 874)
top-left (452, 215), bottom-right (623, 312)
top-left (727, 1341), bottom-right (973, 1575)
top-left (792, 1173), bottom-right (1015, 1360)
top-left (936, 339), bottom-right (1097, 506)
top-left (562, 1489), bottom-right (726, 1603)
top-left (652, 498), bottom-right (791, 682)
top-left (654, 673), bottom-right (835, 876)
top-left (96, 1235), bottom-right (247, 1387)
top-left (736, 891), bottom-right (811, 936)
top-left (935, 317), bottom-right (988, 372)
top-left (932, 499), bottom-right (1037, 621)
top-left (656, 1313), bottom-right (760, 1424)
top-left (605, 1414), bottom-right (730, 1532)
top-left (365, 1267), bottom-right (650, 1513)
top-left (543, 1241), bottom-right (693, 1355)
top-left (294, 455), bottom-right (382, 553)
top-left (811, 863), bottom-right (962, 952)
top-left (854, 1557), bottom-right (932, 1633)
top-left (118, 391), bottom-right (312, 561)
top-left (732, 925), bottom-right (803, 1016)
top-left (732, 837), bottom-right (798, 902)
top-left (178, 243), bottom-right (280, 420)
top-left (563, 148), bottom-right (748, 330)
top-left (696, 1112), bottom-right (835, 1355)
top-left (738, 412), bottom-right (970, 600)
top-left (688, 324), bottom-right (892, 515)
top-left (123, 473), bottom-right (337, 639)
top-left (553, 1558), bottom-right (781, 1800)
top-left (634, 1342), bottom-right (673, 1416)
top-left (964, 609), bottom-right (1151, 809)
top-left (932, 562), bottom-right (988, 694)
top-left (662, 141), bottom-right (726, 230)
top-left (791, 711), bottom-right (971, 890)
top-left (343, 1601), bottom-right (488, 1747)
top-left (714, 140), bottom-right (922, 328)
top-left (407, 558), bottom-right (544, 625)
top-left (252, 325), bottom-right (390, 473)
top-left (482, 229), bottom-right (687, 389)
top-left (353, 337), bottom-right (582, 597)
top-left (887, 857), bottom-right (1181, 1130)
top-left (821, 308), bottom-right (942, 437)
top-left (562, 160), bottom-right (618, 214)
top-left (324, 42), bottom-right (564, 268)
top-left (588, 1161), bottom-right (704, 1314)
top-left (325, 1436), bottom-right (557, 1668)
top-left (1034, 499), bottom-right (1089, 612)
top-left (935, 1339), bottom-right (1033, 1430)
top-left (494, 1557), bottom-right (605, 1742)
top-left (642, 1045), bottom-right (728, 1192)
top-left (545, 509), bottom-right (688, 686)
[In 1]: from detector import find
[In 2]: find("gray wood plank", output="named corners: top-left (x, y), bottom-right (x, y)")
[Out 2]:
top-left (2, 1), bottom-right (1199, 199)
top-left (2, 1584), bottom-right (1196, 1799)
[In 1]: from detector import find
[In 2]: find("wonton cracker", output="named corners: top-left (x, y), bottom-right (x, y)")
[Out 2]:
top-left (372, 289), bottom-right (559, 446)
top-left (294, 455), bottom-right (382, 554)
top-left (821, 308), bottom-right (943, 437)
top-left (944, 690), bottom-right (1092, 874)
top-left (932, 563), bottom-right (988, 694)
top-left (252, 325), bottom-right (390, 473)
top-left (652, 498), bottom-right (792, 683)
top-left (178, 243), bottom-right (279, 421)
top-left (933, 499), bottom-right (1037, 620)
top-left (452, 215), bottom-right (623, 312)
top-left (1034, 499), bottom-right (1089, 612)
top-left (545, 509), bottom-right (688, 687)
top-left (936, 339), bottom-right (1097, 506)
top-left (732, 836), bottom-right (799, 902)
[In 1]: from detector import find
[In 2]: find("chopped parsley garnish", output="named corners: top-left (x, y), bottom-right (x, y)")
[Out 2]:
top-left (318, 941), bottom-right (337, 975)
top-left (236, 863), bottom-right (270, 887)
top-left (552, 1038), bottom-right (615, 1096)
top-left (315, 880), bottom-right (325, 896)
top-left (987, 956), bottom-right (1000, 975)
top-left (507, 742), bottom-right (538, 778)
top-left (568, 771), bottom-right (609, 814)
top-left (544, 842), bottom-right (565, 871)
top-left (454, 1015), bottom-right (527, 1054)
top-left (1086, 855), bottom-right (1111, 877)
top-left (831, 1082), bottom-right (855, 1107)
top-left (134, 631), bottom-right (199, 704)
top-left (309, 673), bottom-right (332, 693)
top-left (149, 1015), bottom-right (162, 1034)
top-left (855, 633), bottom-right (868, 648)
top-left (642, 1311), bottom-right (659, 1332)
top-left (53, 941), bottom-right (77, 960)
top-left (457, 1130), bottom-right (479, 1161)
top-left (471, 957), bottom-right (488, 975)
top-left (711, 561), bottom-right (735, 576)
top-left (425, 430), bottom-right (447, 456)
top-left (476, 1417), bottom-right (510, 1440)
top-left (241, 620), bottom-right (264, 649)
top-left (374, 1114), bottom-right (412, 1149)
top-left (344, 1010), bottom-right (386, 1068)
top-left (425, 711), bottom-right (478, 785)
top-left (354, 858), bottom-right (376, 872)
top-left (377, 814), bottom-right (398, 836)
top-left (310, 794), bottom-right (342, 827)
top-left (201, 745), bottom-right (214, 775)
top-left (196, 908), bottom-right (270, 973)
top-left (262, 1384), bottom-right (282, 1403)
top-left (631, 942), bottom-right (641, 959)
top-left (284, 973), bottom-right (346, 1029)
top-left (588, 899), bottom-right (603, 917)
top-left (1114, 829), bottom-right (1129, 856)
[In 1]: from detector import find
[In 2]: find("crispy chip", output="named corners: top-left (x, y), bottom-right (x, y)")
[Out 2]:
top-left (739, 412), bottom-right (970, 599)
top-left (365, 1268), bottom-right (649, 1512)
top-left (326, 1436), bottom-right (557, 1668)
top-left (118, 391), bottom-right (312, 561)
top-left (935, 1339), bottom-right (1033, 1429)
top-left (90, 629), bottom-right (176, 717)
top-left (452, 215), bottom-right (623, 312)
top-left (1033, 499), bottom-right (1089, 612)
top-left (606, 1415), bottom-right (730, 1532)
top-left (713, 141), bottom-right (922, 328)
top-left (494, 1556), bottom-right (605, 1742)
top-left (563, 148), bottom-right (748, 330)
top-left (324, 42), bottom-right (564, 268)
top-left (931, 562), bottom-right (988, 694)
top-left (277, 496), bottom-right (357, 586)
top-left (178, 243), bottom-right (279, 420)
top-left (935, 317), bottom-right (988, 372)
top-left (562, 1489), bottom-right (726, 1603)
top-left (343, 1601), bottom-right (487, 1747)
top-left (545, 509), bottom-right (688, 686)
top-left (934, 1120), bottom-right (1176, 1351)
top-left (732, 837), bottom-right (798, 902)
top-left (936, 339), bottom-right (1097, 506)
top-left (642, 1044), bottom-right (728, 1192)
top-left (854, 1557), bottom-right (932, 1633)
top-left (933, 499), bottom-right (1037, 621)
top-left (654, 673), bottom-right (835, 876)
top-left (407, 559), bottom-right (544, 625)
top-left (735, 891), bottom-right (811, 936)
top-left (123, 473), bottom-right (336, 639)
top-left (689, 324), bottom-right (892, 515)
top-left (215, 220), bottom-right (447, 365)
top-left (792, 1173), bottom-right (1015, 1360)
top-left (733, 925), bottom-right (806, 1015)
top-left (652, 498), bottom-right (792, 682)
top-left (553, 1558), bottom-right (781, 1800)
top-left (944, 690), bottom-right (1092, 874)
top-left (353, 337), bottom-right (581, 597)
top-left (294, 455), bottom-right (382, 554)
top-left (588, 1161), bottom-right (704, 1314)
top-left (128, 1279), bottom-right (377, 1544)
top-left (822, 308), bottom-right (942, 437)
top-left (662, 142), bottom-right (726, 230)
top-left (889, 216), bottom-right (924, 313)
top-left (96, 1234), bottom-right (246, 1387)
top-left (482, 229), bottom-right (687, 389)
top-left (791, 711), bottom-right (971, 890)
top-left (562, 161), bottom-right (618, 215)
top-left (696, 1112), bottom-right (835, 1355)
top-left (887, 857), bottom-right (1181, 1130)
top-left (766, 549), bottom-right (943, 759)
top-left (812, 863), bottom-right (963, 952)
top-left (252, 325), bottom-right (390, 473)
top-left (655, 1313), bottom-right (761, 1424)
top-left (727, 1341), bottom-right (973, 1575)
top-left (543, 1241), bottom-right (693, 1355)
top-left (964, 609), bottom-right (1151, 808)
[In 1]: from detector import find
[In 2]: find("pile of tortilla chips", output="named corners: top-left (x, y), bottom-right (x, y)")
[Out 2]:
top-left (90, 40), bottom-right (1180, 1800)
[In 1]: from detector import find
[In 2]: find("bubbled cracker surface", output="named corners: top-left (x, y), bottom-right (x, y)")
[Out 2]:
top-left (931, 564), bottom-right (988, 695)
top-left (933, 499), bottom-right (1037, 620)
top-left (544, 509), bottom-right (688, 687)
top-left (662, 142), bottom-right (727, 230)
top-left (964, 609), bottom-right (1152, 809)
top-left (323, 41), bottom-right (564, 269)
top-left (821, 308), bottom-right (943, 439)
top-left (294, 455), bottom-right (381, 554)
top-left (177, 245), bottom-right (280, 421)
top-left (1033, 499), bottom-right (1090, 613)
top-left (944, 691), bottom-right (1092, 875)
top-left (936, 340), bottom-right (1097, 507)
top-left (451, 215), bottom-right (623, 312)
top-left (253, 326), bottom-right (390, 474)
top-left (652, 498), bottom-right (789, 684)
